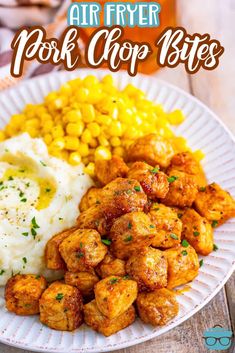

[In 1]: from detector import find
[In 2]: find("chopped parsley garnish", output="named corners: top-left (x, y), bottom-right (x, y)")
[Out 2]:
top-left (21, 198), bottom-right (27, 202)
top-left (26, 182), bottom-right (30, 188)
top-left (213, 243), bottom-right (219, 251)
top-left (182, 239), bottom-right (189, 247)
top-left (22, 232), bottom-right (29, 237)
top-left (31, 217), bottom-right (40, 229)
top-left (124, 235), bottom-right (133, 242)
top-left (22, 257), bottom-right (27, 264)
top-left (193, 231), bottom-right (200, 237)
top-left (170, 233), bottom-right (178, 240)
top-left (123, 275), bottom-right (130, 280)
top-left (102, 239), bottom-right (111, 246)
top-left (31, 228), bottom-right (37, 238)
top-left (212, 220), bottom-right (218, 228)
top-left (199, 259), bottom-right (204, 267)
top-left (0, 181), bottom-right (3, 186)
top-left (151, 167), bottom-right (159, 174)
top-left (0, 270), bottom-right (5, 276)
top-left (35, 275), bottom-right (41, 279)
top-left (40, 161), bottom-right (47, 167)
top-left (177, 213), bottom-right (183, 219)
top-left (181, 250), bottom-right (188, 256)
top-left (126, 189), bottom-right (132, 195)
top-left (19, 191), bottom-right (24, 198)
top-left (167, 176), bottom-right (178, 183)
top-left (76, 252), bottom-right (84, 258)
top-left (109, 278), bottom-right (118, 285)
top-left (55, 293), bottom-right (64, 302)
top-left (19, 169), bottom-right (25, 173)
top-left (134, 186), bottom-right (141, 192)
top-left (8, 176), bottom-right (14, 181)
top-left (59, 217), bottom-right (63, 221)
top-left (199, 187), bottom-right (206, 192)
top-left (45, 188), bottom-right (51, 193)
top-left (80, 242), bottom-right (83, 248)
top-left (128, 222), bottom-right (132, 229)
top-left (149, 224), bottom-right (155, 228)
top-left (96, 200), bottom-right (101, 204)
top-left (0, 186), bottom-right (5, 191)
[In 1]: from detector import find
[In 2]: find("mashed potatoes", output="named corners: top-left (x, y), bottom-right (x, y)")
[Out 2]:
top-left (0, 134), bottom-right (93, 285)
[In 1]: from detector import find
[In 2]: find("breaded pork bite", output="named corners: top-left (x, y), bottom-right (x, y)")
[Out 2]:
top-left (39, 281), bottom-right (83, 331)
top-left (164, 245), bottom-right (199, 289)
top-left (59, 229), bottom-right (107, 272)
top-left (84, 300), bottom-right (135, 336)
top-left (96, 253), bottom-right (126, 279)
top-left (94, 276), bottom-right (137, 319)
top-left (95, 155), bottom-right (129, 186)
top-left (79, 187), bottom-right (102, 212)
top-left (194, 183), bottom-right (235, 226)
top-left (64, 270), bottom-right (99, 297)
top-left (127, 161), bottom-right (169, 200)
top-left (5, 274), bottom-right (47, 315)
top-left (126, 248), bottom-right (168, 291)
top-left (136, 288), bottom-right (179, 326)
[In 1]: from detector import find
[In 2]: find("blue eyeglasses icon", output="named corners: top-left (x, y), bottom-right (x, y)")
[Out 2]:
top-left (203, 325), bottom-right (233, 350)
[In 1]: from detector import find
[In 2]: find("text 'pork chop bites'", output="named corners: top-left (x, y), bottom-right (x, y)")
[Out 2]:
top-left (94, 276), bottom-right (138, 319)
top-left (126, 247), bottom-right (168, 291)
top-left (64, 270), bottom-right (99, 297)
top-left (59, 229), bottom-right (107, 272)
top-left (5, 274), bottom-right (47, 316)
top-left (110, 211), bottom-right (156, 260)
top-left (160, 170), bottom-right (198, 208)
top-left (136, 288), bottom-right (179, 326)
top-left (39, 281), bottom-right (83, 331)
top-left (79, 187), bottom-right (102, 212)
top-left (194, 183), bottom-right (235, 226)
top-left (181, 208), bottom-right (214, 255)
top-left (168, 152), bottom-right (207, 188)
top-left (148, 203), bottom-right (182, 248)
top-left (45, 227), bottom-right (78, 270)
top-left (84, 300), bottom-right (136, 337)
top-left (127, 161), bottom-right (169, 200)
top-left (95, 155), bottom-right (129, 186)
top-left (96, 253), bottom-right (126, 278)
top-left (164, 245), bottom-right (199, 289)
top-left (126, 133), bottom-right (175, 168)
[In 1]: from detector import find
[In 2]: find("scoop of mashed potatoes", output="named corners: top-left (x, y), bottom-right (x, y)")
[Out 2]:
top-left (0, 134), bottom-right (93, 286)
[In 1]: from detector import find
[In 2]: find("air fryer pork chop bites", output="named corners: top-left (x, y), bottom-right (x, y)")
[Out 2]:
top-left (95, 156), bottom-right (129, 185)
top-left (79, 187), bottom-right (102, 212)
top-left (64, 270), bottom-right (99, 297)
top-left (5, 274), bottom-right (47, 316)
top-left (96, 253), bottom-right (126, 278)
top-left (126, 133), bottom-right (175, 168)
top-left (181, 208), bottom-right (214, 255)
top-left (148, 203), bottom-right (182, 248)
top-left (136, 288), bottom-right (179, 326)
top-left (126, 247), bottom-right (168, 291)
top-left (164, 245), bottom-right (199, 289)
top-left (39, 281), bottom-right (83, 331)
top-left (127, 161), bottom-right (169, 200)
top-left (94, 276), bottom-right (138, 319)
top-left (110, 211), bottom-right (156, 260)
top-left (194, 183), bottom-right (235, 226)
top-left (59, 229), bottom-right (107, 272)
top-left (84, 300), bottom-right (136, 337)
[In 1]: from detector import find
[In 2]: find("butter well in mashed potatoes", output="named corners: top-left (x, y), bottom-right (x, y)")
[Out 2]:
top-left (0, 133), bottom-right (93, 285)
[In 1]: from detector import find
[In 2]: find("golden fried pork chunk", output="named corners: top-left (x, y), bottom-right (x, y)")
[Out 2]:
top-left (94, 276), bottom-right (137, 319)
top-left (126, 133), bottom-right (175, 168)
top-left (127, 162), bottom-right (169, 200)
top-left (79, 187), bottom-right (102, 212)
top-left (160, 170), bottom-right (198, 208)
top-left (136, 288), bottom-right (179, 326)
top-left (181, 208), bottom-right (213, 255)
top-left (59, 229), bottom-right (107, 272)
top-left (148, 203), bottom-right (182, 248)
top-left (95, 155), bottom-right (129, 186)
top-left (194, 183), bottom-right (235, 226)
top-left (39, 281), bottom-right (83, 331)
top-left (64, 270), bottom-right (99, 297)
top-left (126, 248), bottom-right (168, 291)
top-left (5, 274), bottom-right (47, 315)
top-left (45, 227), bottom-right (77, 270)
top-left (168, 152), bottom-right (207, 188)
top-left (84, 300), bottom-right (135, 337)
top-left (110, 211), bottom-right (156, 260)
top-left (96, 253), bottom-right (126, 278)
top-left (164, 245), bottom-right (199, 289)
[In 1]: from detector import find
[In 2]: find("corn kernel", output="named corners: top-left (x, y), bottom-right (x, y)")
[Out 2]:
top-left (81, 104), bottom-right (95, 123)
top-left (83, 75), bottom-right (99, 87)
top-left (43, 120), bottom-right (54, 133)
top-left (52, 125), bottom-right (64, 139)
top-left (81, 129), bottom-right (92, 144)
top-left (76, 88), bottom-right (89, 102)
top-left (98, 135), bottom-right (109, 147)
top-left (95, 146), bottom-right (111, 161)
top-left (11, 114), bottom-right (24, 127)
top-left (87, 122), bottom-right (101, 137)
top-left (193, 150), bottom-right (205, 161)
top-left (167, 109), bottom-right (185, 125)
top-left (102, 75), bottom-right (114, 85)
top-left (89, 138), bottom-right (98, 148)
top-left (109, 121), bottom-right (122, 137)
top-left (69, 152), bottom-right (81, 165)
top-left (110, 136), bottom-right (121, 147)
top-left (66, 122), bottom-right (84, 136)
top-left (51, 137), bottom-right (65, 150)
top-left (0, 131), bottom-right (6, 141)
top-left (112, 146), bottom-right (125, 157)
top-left (84, 162), bottom-right (95, 177)
top-left (65, 136), bottom-right (79, 150)
top-left (78, 143), bottom-right (89, 157)
top-left (65, 110), bottom-right (82, 123)
top-left (44, 133), bottom-right (52, 144)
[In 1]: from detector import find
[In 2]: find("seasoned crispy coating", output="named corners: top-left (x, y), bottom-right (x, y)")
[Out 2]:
top-left (136, 288), bottom-right (179, 326)
top-left (181, 208), bottom-right (213, 255)
top-left (127, 162), bottom-right (169, 200)
top-left (96, 253), bottom-right (126, 278)
top-left (45, 227), bottom-right (77, 270)
top-left (94, 276), bottom-right (138, 319)
top-left (59, 229), bottom-right (107, 272)
top-left (194, 183), bottom-right (235, 226)
top-left (79, 187), bottom-right (102, 212)
top-left (84, 300), bottom-right (136, 336)
top-left (5, 274), bottom-right (47, 315)
top-left (39, 281), bottom-right (83, 331)
top-left (64, 270), bottom-right (99, 297)
top-left (126, 133), bottom-right (175, 168)
top-left (160, 170), bottom-right (198, 208)
top-left (164, 245), bottom-right (199, 289)
top-left (126, 248), bottom-right (168, 291)
top-left (168, 152), bottom-right (207, 187)
top-left (148, 203), bottom-right (182, 248)
top-left (95, 156), bottom-right (129, 186)
top-left (110, 211), bottom-right (156, 260)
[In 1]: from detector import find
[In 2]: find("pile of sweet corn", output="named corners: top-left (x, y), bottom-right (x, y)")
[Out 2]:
top-left (0, 75), bottom-right (204, 176)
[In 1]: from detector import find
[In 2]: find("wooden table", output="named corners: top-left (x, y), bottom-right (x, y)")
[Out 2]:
top-left (0, 0), bottom-right (234, 352)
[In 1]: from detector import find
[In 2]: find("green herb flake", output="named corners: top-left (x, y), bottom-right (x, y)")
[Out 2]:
top-left (123, 275), bottom-right (130, 280)
top-left (59, 217), bottom-right (63, 221)
top-left (149, 224), bottom-right (155, 229)
top-left (182, 239), bottom-right (189, 247)
top-left (22, 232), bottom-right (29, 237)
top-left (193, 231), bottom-right (200, 237)
top-left (35, 275), bottom-right (41, 280)
top-left (76, 252), bottom-right (84, 258)
top-left (45, 188), bottom-right (51, 193)
top-left (124, 235), bottom-right (133, 242)
top-left (199, 259), bottom-right (204, 267)
top-left (212, 220), bottom-right (218, 228)
top-left (181, 250), bottom-right (188, 256)
top-left (22, 257), bottom-right (27, 264)
top-left (8, 176), bottom-right (14, 181)
top-left (177, 213), bottom-right (183, 219)
top-left (21, 198), bottom-right (27, 202)
top-left (19, 191), bottom-right (24, 198)
top-left (151, 167), bottom-right (159, 174)
top-left (213, 243), bottom-right (219, 251)
top-left (0, 181), bottom-right (3, 186)
top-left (96, 200), bottom-right (101, 205)
top-left (127, 222), bottom-right (132, 229)
top-left (134, 186), bottom-right (141, 192)
top-left (170, 233), bottom-right (178, 240)
top-left (109, 278), bottom-right (118, 285)
top-left (40, 161), bottom-right (47, 167)
top-left (26, 182), bottom-right (30, 188)
top-left (0, 270), bottom-right (5, 276)
top-left (31, 217), bottom-right (40, 229)
top-left (167, 176), bottom-right (178, 183)
top-left (55, 293), bottom-right (64, 302)
top-left (199, 187), bottom-right (206, 192)
top-left (31, 228), bottom-right (37, 238)
top-left (102, 239), bottom-right (111, 246)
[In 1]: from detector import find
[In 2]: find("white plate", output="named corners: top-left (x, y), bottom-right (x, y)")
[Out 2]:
top-left (0, 69), bottom-right (234, 353)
